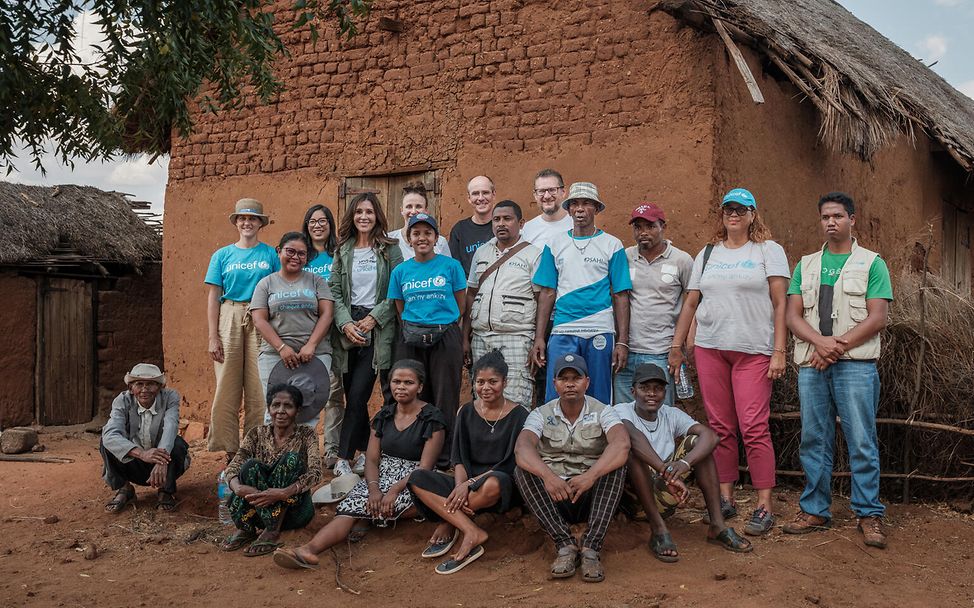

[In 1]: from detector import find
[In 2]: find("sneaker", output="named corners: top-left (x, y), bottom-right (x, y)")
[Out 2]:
top-left (701, 496), bottom-right (738, 524)
top-left (324, 454), bottom-right (339, 469)
top-left (782, 511), bottom-right (830, 534)
top-left (743, 507), bottom-right (775, 536)
top-left (857, 516), bottom-right (887, 549)
top-left (351, 453), bottom-right (367, 475)
top-left (333, 459), bottom-right (353, 477)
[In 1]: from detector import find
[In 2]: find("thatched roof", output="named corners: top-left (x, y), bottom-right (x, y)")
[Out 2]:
top-left (0, 182), bottom-right (162, 268)
top-left (660, 0), bottom-right (974, 171)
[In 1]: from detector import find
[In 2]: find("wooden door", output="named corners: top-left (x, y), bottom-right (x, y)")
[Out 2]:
top-left (37, 278), bottom-right (95, 425)
top-left (340, 170), bottom-right (439, 231)
top-left (943, 201), bottom-right (972, 296)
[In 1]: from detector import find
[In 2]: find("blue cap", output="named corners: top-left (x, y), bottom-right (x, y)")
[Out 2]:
top-left (553, 353), bottom-right (588, 378)
top-left (406, 213), bottom-right (439, 235)
top-left (721, 188), bottom-right (757, 208)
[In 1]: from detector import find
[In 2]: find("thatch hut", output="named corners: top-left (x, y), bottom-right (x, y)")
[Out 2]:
top-left (0, 182), bottom-right (163, 428)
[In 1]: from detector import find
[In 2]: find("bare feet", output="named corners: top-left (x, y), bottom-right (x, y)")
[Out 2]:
top-left (452, 527), bottom-right (489, 561)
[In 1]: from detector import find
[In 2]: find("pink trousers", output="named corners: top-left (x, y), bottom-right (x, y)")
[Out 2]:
top-left (694, 346), bottom-right (776, 489)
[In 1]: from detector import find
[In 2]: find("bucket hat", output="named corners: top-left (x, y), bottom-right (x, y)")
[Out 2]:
top-left (124, 363), bottom-right (166, 386)
top-left (561, 182), bottom-right (605, 212)
top-left (267, 358), bottom-right (331, 425)
top-left (229, 198), bottom-right (270, 226)
top-left (312, 473), bottom-right (362, 504)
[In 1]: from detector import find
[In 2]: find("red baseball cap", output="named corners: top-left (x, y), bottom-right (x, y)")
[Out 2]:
top-left (630, 203), bottom-right (666, 224)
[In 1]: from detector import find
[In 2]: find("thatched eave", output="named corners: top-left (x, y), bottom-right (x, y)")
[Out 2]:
top-left (659, 0), bottom-right (974, 172)
top-left (0, 182), bottom-right (162, 269)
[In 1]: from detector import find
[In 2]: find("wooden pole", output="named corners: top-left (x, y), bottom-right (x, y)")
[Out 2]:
top-left (768, 411), bottom-right (974, 437)
top-left (712, 18), bottom-right (765, 104)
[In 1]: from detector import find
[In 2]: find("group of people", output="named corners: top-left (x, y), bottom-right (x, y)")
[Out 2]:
top-left (98, 168), bottom-right (894, 581)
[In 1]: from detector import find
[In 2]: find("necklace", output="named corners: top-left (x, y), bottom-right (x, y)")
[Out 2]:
top-left (636, 411), bottom-right (661, 435)
top-left (477, 400), bottom-right (509, 434)
top-left (571, 231), bottom-right (595, 254)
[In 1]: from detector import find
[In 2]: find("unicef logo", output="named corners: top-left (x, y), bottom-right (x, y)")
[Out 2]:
top-left (258, 261), bottom-right (270, 270)
top-left (302, 289), bottom-right (315, 298)
top-left (433, 276), bottom-right (447, 287)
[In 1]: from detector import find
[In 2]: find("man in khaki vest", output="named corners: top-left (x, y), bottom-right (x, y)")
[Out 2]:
top-left (783, 192), bottom-right (893, 549)
top-left (514, 354), bottom-right (630, 582)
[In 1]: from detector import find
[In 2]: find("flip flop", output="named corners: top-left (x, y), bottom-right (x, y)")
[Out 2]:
top-left (105, 486), bottom-right (135, 514)
top-left (243, 539), bottom-right (281, 557)
top-left (707, 527), bottom-right (753, 553)
top-left (435, 545), bottom-right (485, 575)
top-left (273, 548), bottom-right (319, 570)
top-left (221, 530), bottom-right (258, 552)
top-left (422, 529), bottom-right (459, 558)
top-left (649, 532), bottom-right (679, 563)
top-left (156, 491), bottom-right (177, 512)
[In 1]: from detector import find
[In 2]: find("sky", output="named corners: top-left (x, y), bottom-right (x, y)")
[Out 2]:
top-left (5, 1), bottom-right (974, 212)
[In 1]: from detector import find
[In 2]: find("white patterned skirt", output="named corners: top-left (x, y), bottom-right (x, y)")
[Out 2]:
top-left (336, 455), bottom-right (419, 522)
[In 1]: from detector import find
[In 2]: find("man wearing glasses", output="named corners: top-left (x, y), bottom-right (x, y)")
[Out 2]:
top-left (522, 169), bottom-right (573, 250)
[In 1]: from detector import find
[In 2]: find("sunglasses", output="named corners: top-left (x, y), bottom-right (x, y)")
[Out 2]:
top-left (722, 206), bottom-right (752, 217)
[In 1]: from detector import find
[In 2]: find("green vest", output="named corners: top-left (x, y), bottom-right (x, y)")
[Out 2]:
top-left (536, 396), bottom-right (610, 478)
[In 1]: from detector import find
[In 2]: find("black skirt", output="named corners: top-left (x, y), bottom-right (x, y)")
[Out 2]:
top-left (407, 469), bottom-right (519, 522)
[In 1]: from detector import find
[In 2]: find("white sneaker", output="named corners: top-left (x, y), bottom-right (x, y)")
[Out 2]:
top-left (351, 453), bottom-right (367, 475)
top-left (333, 459), bottom-right (353, 477)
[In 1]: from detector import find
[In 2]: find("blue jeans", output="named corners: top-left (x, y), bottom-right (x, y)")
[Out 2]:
top-left (797, 361), bottom-right (884, 519)
top-left (613, 352), bottom-right (673, 405)
top-left (546, 333), bottom-right (614, 404)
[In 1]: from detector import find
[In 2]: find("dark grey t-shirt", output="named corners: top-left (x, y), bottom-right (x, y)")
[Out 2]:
top-left (250, 272), bottom-right (334, 355)
top-left (448, 217), bottom-right (495, 276)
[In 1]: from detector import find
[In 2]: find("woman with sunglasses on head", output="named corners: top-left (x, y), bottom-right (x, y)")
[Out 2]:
top-left (668, 188), bottom-right (789, 537)
top-left (329, 193), bottom-right (404, 477)
top-left (205, 198), bottom-right (280, 463)
top-left (301, 204), bottom-right (343, 467)
top-left (250, 232), bottom-right (335, 430)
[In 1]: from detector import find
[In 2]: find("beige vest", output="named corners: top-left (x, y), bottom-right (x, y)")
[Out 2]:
top-left (793, 240), bottom-right (882, 366)
top-left (536, 396), bottom-right (610, 478)
top-left (469, 239), bottom-right (541, 336)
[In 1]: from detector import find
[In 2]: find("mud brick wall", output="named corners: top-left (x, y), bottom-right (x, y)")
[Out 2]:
top-left (0, 274), bottom-right (37, 428)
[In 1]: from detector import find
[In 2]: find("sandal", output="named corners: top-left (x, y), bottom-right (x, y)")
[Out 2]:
top-left (422, 529), bottom-right (459, 558)
top-left (550, 545), bottom-right (578, 579)
top-left (244, 539), bottom-right (281, 557)
top-left (273, 548), bottom-right (319, 570)
top-left (221, 530), bottom-right (259, 552)
top-left (105, 485), bottom-right (135, 514)
top-left (649, 532), bottom-right (679, 563)
top-left (156, 491), bottom-right (177, 511)
top-left (434, 545), bottom-right (485, 575)
top-left (348, 523), bottom-right (370, 543)
top-left (579, 548), bottom-right (605, 583)
top-left (707, 527), bottom-right (753, 553)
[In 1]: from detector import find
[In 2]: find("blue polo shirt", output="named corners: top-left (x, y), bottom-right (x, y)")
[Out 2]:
top-left (204, 243), bottom-right (280, 302)
top-left (387, 254), bottom-right (466, 325)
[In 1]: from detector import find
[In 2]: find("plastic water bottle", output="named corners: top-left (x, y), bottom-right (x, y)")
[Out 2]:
top-left (676, 363), bottom-right (694, 400)
top-left (217, 470), bottom-right (232, 525)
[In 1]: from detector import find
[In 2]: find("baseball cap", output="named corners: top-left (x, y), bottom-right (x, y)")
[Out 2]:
top-left (630, 203), bottom-right (666, 224)
top-left (721, 188), bottom-right (757, 208)
top-left (406, 212), bottom-right (439, 235)
top-left (631, 363), bottom-right (669, 386)
top-left (552, 353), bottom-right (588, 378)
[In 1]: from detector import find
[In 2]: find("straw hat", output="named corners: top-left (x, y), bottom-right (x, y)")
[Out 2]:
top-left (229, 198), bottom-right (270, 226)
top-left (124, 363), bottom-right (166, 386)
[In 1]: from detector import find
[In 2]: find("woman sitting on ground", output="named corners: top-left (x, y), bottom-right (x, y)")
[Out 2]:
top-left (221, 384), bottom-right (322, 556)
top-left (274, 359), bottom-right (445, 570)
top-left (408, 350), bottom-right (529, 575)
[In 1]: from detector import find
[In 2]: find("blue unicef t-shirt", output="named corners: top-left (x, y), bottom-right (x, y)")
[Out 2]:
top-left (388, 254), bottom-right (466, 324)
top-left (205, 243), bottom-right (280, 302)
top-left (303, 250), bottom-right (334, 280)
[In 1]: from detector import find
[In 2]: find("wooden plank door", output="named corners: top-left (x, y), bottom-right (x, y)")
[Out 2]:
top-left (943, 201), bottom-right (972, 296)
top-left (341, 171), bottom-right (440, 232)
top-left (37, 277), bottom-right (95, 425)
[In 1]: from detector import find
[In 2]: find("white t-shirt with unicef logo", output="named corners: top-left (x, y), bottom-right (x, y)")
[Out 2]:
top-left (687, 240), bottom-right (790, 355)
top-left (205, 243), bottom-right (280, 302)
top-left (350, 247), bottom-right (378, 307)
top-left (387, 254), bottom-right (466, 325)
top-left (250, 272), bottom-right (334, 355)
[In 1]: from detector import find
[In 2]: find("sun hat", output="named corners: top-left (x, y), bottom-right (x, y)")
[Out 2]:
top-left (721, 188), bottom-right (757, 209)
top-left (552, 353), bottom-right (588, 378)
top-left (312, 473), bottom-right (362, 505)
top-left (229, 198), bottom-right (270, 226)
top-left (267, 358), bottom-right (331, 425)
top-left (631, 363), bottom-right (669, 386)
top-left (561, 182), bottom-right (606, 212)
top-left (406, 212), bottom-right (439, 236)
top-left (124, 363), bottom-right (166, 386)
top-left (630, 203), bottom-right (666, 224)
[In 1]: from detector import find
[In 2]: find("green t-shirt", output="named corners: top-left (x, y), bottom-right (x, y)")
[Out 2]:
top-left (787, 249), bottom-right (893, 300)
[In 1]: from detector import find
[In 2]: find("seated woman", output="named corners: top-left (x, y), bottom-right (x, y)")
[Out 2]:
top-left (221, 384), bottom-right (322, 557)
top-left (274, 359), bottom-right (445, 570)
top-left (408, 350), bottom-right (529, 575)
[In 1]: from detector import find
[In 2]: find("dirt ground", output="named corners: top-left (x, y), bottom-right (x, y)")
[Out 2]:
top-left (2, 431), bottom-right (972, 608)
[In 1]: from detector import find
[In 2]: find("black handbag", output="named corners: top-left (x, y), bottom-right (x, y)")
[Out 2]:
top-left (400, 320), bottom-right (450, 347)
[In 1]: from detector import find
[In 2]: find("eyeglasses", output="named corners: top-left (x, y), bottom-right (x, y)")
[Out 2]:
top-left (534, 186), bottom-right (564, 197)
top-left (307, 219), bottom-right (329, 227)
top-left (283, 247), bottom-right (308, 259)
top-left (722, 206), bottom-right (752, 217)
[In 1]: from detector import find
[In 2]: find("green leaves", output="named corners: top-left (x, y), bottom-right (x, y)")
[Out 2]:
top-left (1, 0), bottom-right (371, 174)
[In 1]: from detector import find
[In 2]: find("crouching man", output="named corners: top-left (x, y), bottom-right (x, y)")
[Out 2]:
top-left (100, 363), bottom-right (190, 513)
top-left (514, 354), bottom-right (630, 582)
top-left (617, 363), bottom-right (751, 562)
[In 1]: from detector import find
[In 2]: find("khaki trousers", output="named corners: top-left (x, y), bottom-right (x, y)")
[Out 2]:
top-left (207, 301), bottom-right (265, 453)
top-left (322, 374), bottom-right (344, 458)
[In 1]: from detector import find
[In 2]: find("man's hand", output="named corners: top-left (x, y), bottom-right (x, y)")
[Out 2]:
top-left (566, 473), bottom-right (596, 503)
top-left (667, 347), bottom-right (684, 378)
top-left (661, 460), bottom-right (690, 484)
top-left (814, 336), bottom-right (848, 363)
top-left (542, 473), bottom-right (572, 503)
top-left (462, 339), bottom-right (472, 368)
top-left (148, 463), bottom-right (168, 488)
top-left (137, 447), bottom-right (170, 466)
top-left (612, 344), bottom-right (628, 374)
top-left (664, 477), bottom-right (690, 505)
top-left (530, 339), bottom-right (547, 370)
top-left (809, 352), bottom-right (832, 371)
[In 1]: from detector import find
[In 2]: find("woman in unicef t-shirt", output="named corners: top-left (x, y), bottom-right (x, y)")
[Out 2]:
top-left (204, 198), bottom-right (280, 463)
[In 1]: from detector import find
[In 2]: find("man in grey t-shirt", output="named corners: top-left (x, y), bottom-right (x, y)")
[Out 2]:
top-left (614, 203), bottom-right (693, 404)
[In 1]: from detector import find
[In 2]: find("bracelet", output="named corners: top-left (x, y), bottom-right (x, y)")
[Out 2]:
top-left (367, 480), bottom-right (380, 487)
top-left (773, 348), bottom-right (786, 353)
top-left (616, 342), bottom-right (630, 350)
top-left (678, 458), bottom-right (691, 469)
top-left (669, 344), bottom-right (682, 350)
top-left (276, 342), bottom-right (287, 352)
